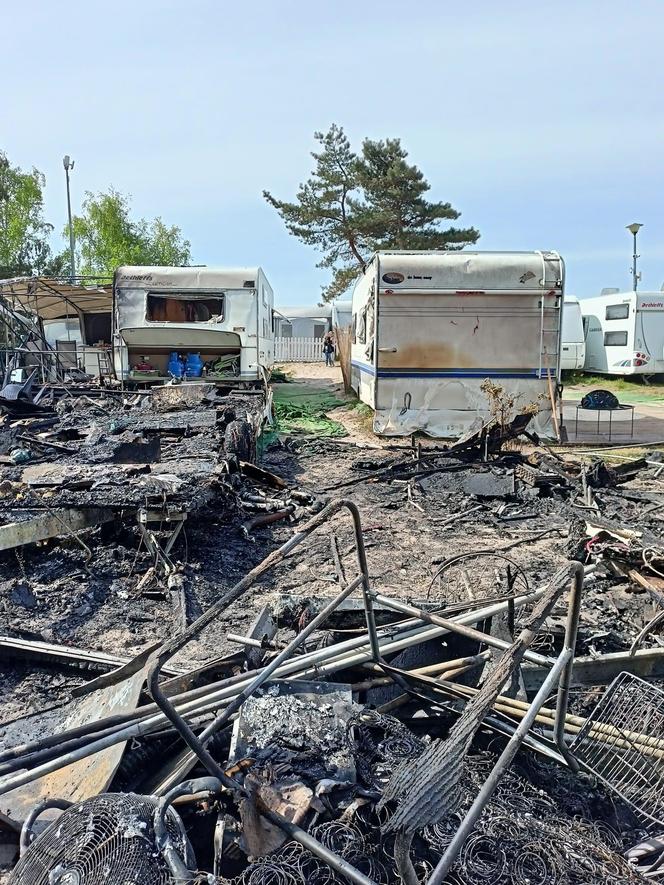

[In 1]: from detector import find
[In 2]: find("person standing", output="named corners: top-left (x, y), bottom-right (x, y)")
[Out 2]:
top-left (323, 332), bottom-right (335, 367)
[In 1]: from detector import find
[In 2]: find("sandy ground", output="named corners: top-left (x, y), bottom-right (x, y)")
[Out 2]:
top-left (278, 362), bottom-right (345, 383)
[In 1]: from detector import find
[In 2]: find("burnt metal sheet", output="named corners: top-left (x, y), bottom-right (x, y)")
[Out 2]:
top-left (0, 507), bottom-right (114, 551)
top-left (0, 664), bottom-right (148, 828)
top-left (461, 471), bottom-right (515, 498)
top-left (420, 470), bottom-right (515, 499)
top-left (522, 647), bottom-right (664, 692)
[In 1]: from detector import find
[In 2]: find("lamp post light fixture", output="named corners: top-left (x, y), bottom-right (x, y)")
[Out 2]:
top-left (63, 155), bottom-right (76, 282)
top-left (626, 222), bottom-right (643, 292)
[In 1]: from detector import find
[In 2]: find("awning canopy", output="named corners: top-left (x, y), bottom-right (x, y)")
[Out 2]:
top-left (0, 276), bottom-right (112, 321)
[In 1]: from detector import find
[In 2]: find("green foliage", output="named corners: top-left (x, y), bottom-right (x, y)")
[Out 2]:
top-left (0, 149), bottom-right (193, 281)
top-left (69, 189), bottom-right (192, 276)
top-left (564, 371), bottom-right (664, 402)
top-left (264, 125), bottom-right (480, 301)
top-left (264, 125), bottom-right (371, 302)
top-left (141, 217), bottom-right (192, 266)
top-left (0, 151), bottom-right (55, 277)
top-left (41, 250), bottom-right (73, 277)
top-left (272, 385), bottom-right (347, 436)
top-left (348, 401), bottom-right (373, 418)
top-left (357, 138), bottom-right (476, 251)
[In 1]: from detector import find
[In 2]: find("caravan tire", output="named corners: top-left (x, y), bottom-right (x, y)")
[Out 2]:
top-left (224, 419), bottom-right (255, 463)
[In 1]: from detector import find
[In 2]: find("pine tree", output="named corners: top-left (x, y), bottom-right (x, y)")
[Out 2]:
top-left (264, 126), bottom-right (480, 301)
top-left (264, 125), bottom-right (370, 301)
top-left (358, 138), bottom-right (479, 252)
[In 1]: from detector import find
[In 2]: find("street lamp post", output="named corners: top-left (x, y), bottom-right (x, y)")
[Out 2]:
top-left (63, 155), bottom-right (76, 282)
top-left (626, 222), bottom-right (643, 292)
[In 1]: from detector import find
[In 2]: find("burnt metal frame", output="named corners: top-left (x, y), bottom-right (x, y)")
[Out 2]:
top-left (19, 799), bottom-right (73, 857)
top-left (144, 500), bottom-right (583, 885)
top-left (416, 561), bottom-right (584, 885)
top-left (146, 498), bottom-right (384, 885)
top-left (137, 506), bottom-right (187, 577)
top-left (154, 777), bottom-right (218, 881)
top-left (371, 561), bottom-right (583, 773)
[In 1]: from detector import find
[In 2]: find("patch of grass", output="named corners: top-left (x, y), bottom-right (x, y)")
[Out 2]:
top-left (271, 385), bottom-right (348, 437)
top-left (563, 371), bottom-right (664, 403)
top-left (270, 367), bottom-right (293, 383)
top-left (347, 401), bottom-right (373, 418)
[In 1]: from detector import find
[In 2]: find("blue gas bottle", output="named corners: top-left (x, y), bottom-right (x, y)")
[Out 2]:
top-left (167, 351), bottom-right (184, 378)
top-left (185, 352), bottom-right (203, 378)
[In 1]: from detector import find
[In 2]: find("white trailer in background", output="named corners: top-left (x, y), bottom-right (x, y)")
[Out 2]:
top-left (112, 266), bottom-right (274, 384)
top-left (350, 250), bottom-right (563, 438)
top-left (560, 295), bottom-right (586, 371)
top-left (580, 290), bottom-right (664, 376)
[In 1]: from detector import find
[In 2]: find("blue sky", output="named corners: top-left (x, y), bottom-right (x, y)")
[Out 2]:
top-left (3, 0), bottom-right (663, 305)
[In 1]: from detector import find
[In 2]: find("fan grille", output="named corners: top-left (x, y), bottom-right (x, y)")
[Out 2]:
top-left (9, 793), bottom-right (189, 885)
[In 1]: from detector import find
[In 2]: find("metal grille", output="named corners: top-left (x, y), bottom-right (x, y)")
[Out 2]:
top-left (9, 793), bottom-right (191, 885)
top-left (571, 672), bottom-right (664, 828)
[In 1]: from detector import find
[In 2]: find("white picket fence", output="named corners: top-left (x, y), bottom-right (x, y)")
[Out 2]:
top-left (275, 336), bottom-right (325, 362)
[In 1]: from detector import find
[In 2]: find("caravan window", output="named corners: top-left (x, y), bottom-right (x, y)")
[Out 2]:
top-left (146, 294), bottom-right (224, 323)
top-left (357, 308), bottom-right (368, 344)
top-left (605, 304), bottom-right (629, 320)
top-left (604, 331), bottom-right (628, 346)
top-left (354, 311), bottom-right (366, 344)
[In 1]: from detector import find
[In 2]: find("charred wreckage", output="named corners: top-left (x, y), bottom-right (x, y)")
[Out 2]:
top-left (0, 376), bottom-right (662, 884)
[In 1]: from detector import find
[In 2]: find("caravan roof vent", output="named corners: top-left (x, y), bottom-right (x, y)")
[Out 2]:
top-left (601, 287), bottom-right (620, 295)
top-left (243, 280), bottom-right (256, 288)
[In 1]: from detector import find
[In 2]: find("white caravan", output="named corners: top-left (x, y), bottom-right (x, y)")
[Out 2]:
top-left (580, 290), bottom-right (664, 376)
top-left (113, 266), bottom-right (274, 383)
top-left (560, 295), bottom-right (586, 371)
top-left (350, 251), bottom-right (563, 438)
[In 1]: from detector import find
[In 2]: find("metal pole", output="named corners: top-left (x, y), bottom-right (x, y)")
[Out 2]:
top-left (0, 590), bottom-right (546, 795)
top-left (371, 592), bottom-right (554, 668)
top-left (63, 156), bottom-right (75, 282)
top-left (427, 649), bottom-right (572, 885)
top-left (633, 230), bottom-right (638, 292)
top-left (552, 561), bottom-right (584, 770)
top-left (627, 222), bottom-right (643, 292)
top-left (165, 574), bottom-right (366, 758)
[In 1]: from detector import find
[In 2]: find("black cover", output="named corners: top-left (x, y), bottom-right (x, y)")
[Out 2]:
top-left (580, 389), bottom-right (620, 410)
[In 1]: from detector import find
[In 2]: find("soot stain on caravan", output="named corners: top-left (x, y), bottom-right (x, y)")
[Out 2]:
top-left (379, 341), bottom-right (476, 370)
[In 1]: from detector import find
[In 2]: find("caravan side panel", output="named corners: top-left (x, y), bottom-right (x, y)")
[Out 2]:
top-left (581, 293), bottom-right (637, 375)
top-left (350, 262), bottom-right (377, 409)
top-left (367, 251), bottom-right (563, 438)
top-left (560, 296), bottom-right (585, 371)
top-left (635, 294), bottom-right (664, 374)
top-left (257, 269), bottom-right (275, 372)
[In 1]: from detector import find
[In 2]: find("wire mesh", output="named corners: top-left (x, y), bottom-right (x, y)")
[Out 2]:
top-left (570, 671), bottom-right (664, 828)
top-left (228, 738), bottom-right (644, 885)
top-left (9, 793), bottom-right (190, 885)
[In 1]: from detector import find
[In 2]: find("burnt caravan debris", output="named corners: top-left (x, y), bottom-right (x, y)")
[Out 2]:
top-left (0, 275), bottom-right (113, 384)
top-left (112, 266), bottom-right (275, 386)
top-left (350, 251), bottom-right (564, 438)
